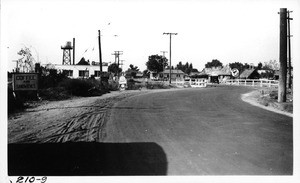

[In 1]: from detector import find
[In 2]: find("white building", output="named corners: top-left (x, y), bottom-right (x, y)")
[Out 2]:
top-left (50, 61), bottom-right (109, 79)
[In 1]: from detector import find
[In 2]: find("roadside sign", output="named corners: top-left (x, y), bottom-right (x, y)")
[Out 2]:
top-left (231, 68), bottom-right (239, 77)
top-left (119, 76), bottom-right (127, 84)
top-left (12, 73), bottom-right (39, 91)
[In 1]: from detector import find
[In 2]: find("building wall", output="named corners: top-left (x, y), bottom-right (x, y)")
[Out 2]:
top-left (53, 64), bottom-right (108, 79)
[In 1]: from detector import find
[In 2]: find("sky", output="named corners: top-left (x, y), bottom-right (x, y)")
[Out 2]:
top-left (1, 0), bottom-right (300, 72)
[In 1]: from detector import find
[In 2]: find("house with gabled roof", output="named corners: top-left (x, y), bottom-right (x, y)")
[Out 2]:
top-left (202, 66), bottom-right (232, 83)
top-left (150, 69), bottom-right (186, 81)
top-left (239, 68), bottom-right (260, 79)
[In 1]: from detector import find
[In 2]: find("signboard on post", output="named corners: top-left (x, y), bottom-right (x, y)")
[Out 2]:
top-left (13, 73), bottom-right (39, 91)
top-left (231, 68), bottom-right (239, 78)
top-left (119, 76), bottom-right (127, 85)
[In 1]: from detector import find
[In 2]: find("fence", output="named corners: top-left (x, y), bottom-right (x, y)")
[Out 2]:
top-left (174, 78), bottom-right (207, 88)
top-left (223, 79), bottom-right (279, 88)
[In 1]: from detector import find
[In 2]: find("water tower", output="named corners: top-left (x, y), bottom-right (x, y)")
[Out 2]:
top-left (61, 41), bottom-right (73, 65)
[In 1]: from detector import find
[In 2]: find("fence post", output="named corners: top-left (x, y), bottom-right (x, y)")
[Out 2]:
top-left (245, 80), bottom-right (247, 86)
top-left (252, 80), bottom-right (254, 86)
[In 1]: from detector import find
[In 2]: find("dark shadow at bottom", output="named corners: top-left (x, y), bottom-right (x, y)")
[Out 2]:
top-left (8, 142), bottom-right (168, 176)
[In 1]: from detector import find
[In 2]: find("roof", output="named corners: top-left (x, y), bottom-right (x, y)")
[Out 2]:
top-left (204, 67), bottom-right (231, 76)
top-left (189, 71), bottom-right (201, 76)
top-left (76, 57), bottom-right (90, 65)
top-left (239, 69), bottom-right (256, 78)
top-left (160, 69), bottom-right (185, 74)
top-left (136, 72), bottom-right (143, 77)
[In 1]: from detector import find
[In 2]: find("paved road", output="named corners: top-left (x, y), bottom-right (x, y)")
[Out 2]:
top-left (105, 86), bottom-right (293, 175)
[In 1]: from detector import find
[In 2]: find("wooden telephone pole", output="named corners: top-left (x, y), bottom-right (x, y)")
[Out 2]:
top-left (287, 11), bottom-right (293, 89)
top-left (98, 30), bottom-right (103, 73)
top-left (278, 8), bottom-right (287, 102)
top-left (163, 33), bottom-right (177, 84)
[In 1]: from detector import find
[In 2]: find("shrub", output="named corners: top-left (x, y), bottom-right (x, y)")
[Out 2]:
top-left (8, 87), bottom-right (24, 114)
top-left (146, 82), bottom-right (170, 89)
top-left (59, 78), bottom-right (100, 97)
top-left (39, 87), bottom-right (71, 101)
top-left (108, 80), bottom-right (119, 91)
top-left (127, 79), bottom-right (142, 90)
top-left (39, 68), bottom-right (68, 89)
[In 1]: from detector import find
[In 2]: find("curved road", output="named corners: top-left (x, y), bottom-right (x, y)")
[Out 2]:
top-left (105, 86), bottom-right (293, 175)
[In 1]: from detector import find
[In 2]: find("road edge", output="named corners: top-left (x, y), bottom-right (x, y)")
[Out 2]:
top-left (241, 90), bottom-right (293, 118)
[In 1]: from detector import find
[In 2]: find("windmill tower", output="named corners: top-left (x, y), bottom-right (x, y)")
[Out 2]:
top-left (61, 41), bottom-right (73, 65)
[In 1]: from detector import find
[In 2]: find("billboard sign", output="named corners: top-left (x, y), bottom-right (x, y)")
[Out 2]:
top-left (119, 76), bottom-right (127, 84)
top-left (13, 73), bottom-right (39, 91)
top-left (231, 68), bottom-right (239, 77)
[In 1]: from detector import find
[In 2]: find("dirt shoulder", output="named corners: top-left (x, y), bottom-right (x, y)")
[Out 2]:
top-left (8, 90), bottom-right (153, 143)
top-left (241, 88), bottom-right (293, 118)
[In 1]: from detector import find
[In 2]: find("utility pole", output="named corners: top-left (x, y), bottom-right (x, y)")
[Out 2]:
top-left (12, 60), bottom-right (19, 72)
top-left (73, 38), bottom-right (75, 65)
top-left (278, 8), bottom-right (287, 102)
top-left (111, 51), bottom-right (123, 76)
top-left (160, 51), bottom-right (168, 57)
top-left (287, 10), bottom-right (293, 89)
top-left (163, 33), bottom-right (177, 84)
top-left (160, 51), bottom-right (168, 72)
top-left (120, 60), bottom-right (125, 70)
top-left (98, 30), bottom-right (103, 73)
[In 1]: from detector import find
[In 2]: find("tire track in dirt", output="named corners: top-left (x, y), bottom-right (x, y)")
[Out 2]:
top-left (8, 91), bottom-right (149, 143)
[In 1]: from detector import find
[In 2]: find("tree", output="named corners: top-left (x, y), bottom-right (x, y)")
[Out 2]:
top-left (262, 60), bottom-right (279, 70)
top-left (143, 69), bottom-right (150, 78)
top-left (108, 63), bottom-right (122, 75)
top-left (205, 59), bottom-right (223, 68)
top-left (176, 61), bottom-right (184, 72)
top-left (126, 64), bottom-right (140, 78)
top-left (257, 62), bottom-right (263, 69)
top-left (175, 61), bottom-right (194, 75)
top-left (146, 54), bottom-right (168, 73)
top-left (229, 62), bottom-right (245, 72)
top-left (17, 46), bottom-right (36, 72)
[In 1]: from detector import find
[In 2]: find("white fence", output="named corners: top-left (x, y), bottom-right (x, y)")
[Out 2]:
top-left (174, 78), bottom-right (207, 88)
top-left (223, 79), bottom-right (279, 88)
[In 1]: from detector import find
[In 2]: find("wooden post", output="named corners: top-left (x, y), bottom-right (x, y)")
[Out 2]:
top-left (287, 11), bottom-right (292, 89)
top-left (278, 8), bottom-right (287, 102)
top-left (73, 38), bottom-right (75, 65)
top-left (98, 30), bottom-right (103, 73)
top-left (260, 80), bottom-right (262, 87)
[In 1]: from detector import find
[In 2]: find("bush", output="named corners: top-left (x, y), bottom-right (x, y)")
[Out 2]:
top-left (146, 82), bottom-right (170, 89)
top-left (8, 87), bottom-right (24, 114)
top-left (108, 80), bottom-right (119, 91)
top-left (59, 78), bottom-right (102, 97)
top-left (39, 87), bottom-right (71, 101)
top-left (39, 68), bottom-right (68, 89)
top-left (127, 79), bottom-right (142, 90)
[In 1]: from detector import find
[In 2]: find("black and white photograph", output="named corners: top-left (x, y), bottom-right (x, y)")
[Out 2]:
top-left (1, 0), bottom-right (299, 182)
